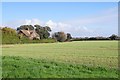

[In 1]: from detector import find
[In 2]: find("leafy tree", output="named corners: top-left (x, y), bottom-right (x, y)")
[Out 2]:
top-left (17, 25), bottom-right (34, 31)
top-left (34, 25), bottom-right (43, 39)
top-left (109, 34), bottom-right (118, 40)
top-left (52, 32), bottom-right (67, 42)
top-left (34, 25), bottom-right (51, 39)
top-left (43, 26), bottom-right (51, 39)
top-left (66, 33), bottom-right (72, 41)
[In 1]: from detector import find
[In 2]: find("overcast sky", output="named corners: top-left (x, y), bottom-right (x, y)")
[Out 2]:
top-left (2, 2), bottom-right (118, 37)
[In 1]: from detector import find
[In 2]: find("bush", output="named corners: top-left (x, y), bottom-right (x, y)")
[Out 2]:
top-left (2, 27), bottom-right (20, 44)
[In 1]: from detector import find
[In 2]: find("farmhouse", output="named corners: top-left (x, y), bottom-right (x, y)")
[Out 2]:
top-left (18, 29), bottom-right (40, 40)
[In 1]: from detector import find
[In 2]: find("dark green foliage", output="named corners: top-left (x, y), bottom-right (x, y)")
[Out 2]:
top-left (66, 33), bottom-right (72, 41)
top-left (17, 25), bottom-right (34, 31)
top-left (2, 56), bottom-right (118, 78)
top-left (52, 32), bottom-right (67, 42)
top-left (109, 34), bottom-right (119, 40)
top-left (34, 25), bottom-right (51, 39)
top-left (34, 24), bottom-right (43, 39)
top-left (72, 34), bottom-right (120, 41)
top-left (52, 32), bottom-right (72, 42)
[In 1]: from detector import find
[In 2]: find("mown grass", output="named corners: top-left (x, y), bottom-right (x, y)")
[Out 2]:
top-left (2, 56), bottom-right (118, 78)
top-left (2, 41), bottom-right (119, 78)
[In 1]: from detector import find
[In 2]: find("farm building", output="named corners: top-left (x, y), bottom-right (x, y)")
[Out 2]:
top-left (18, 30), bottom-right (40, 40)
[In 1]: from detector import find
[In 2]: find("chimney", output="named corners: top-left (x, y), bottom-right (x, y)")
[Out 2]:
top-left (26, 27), bottom-right (29, 31)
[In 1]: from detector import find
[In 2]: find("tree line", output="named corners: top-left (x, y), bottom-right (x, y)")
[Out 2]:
top-left (72, 34), bottom-right (120, 41)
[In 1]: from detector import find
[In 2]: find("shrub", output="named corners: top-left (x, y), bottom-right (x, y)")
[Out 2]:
top-left (2, 27), bottom-right (20, 44)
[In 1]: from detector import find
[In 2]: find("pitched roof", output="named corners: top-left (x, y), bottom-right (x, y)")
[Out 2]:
top-left (19, 30), bottom-right (39, 37)
top-left (20, 30), bottom-right (31, 37)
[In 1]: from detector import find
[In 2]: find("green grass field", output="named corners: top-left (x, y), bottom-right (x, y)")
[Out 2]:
top-left (2, 41), bottom-right (119, 78)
